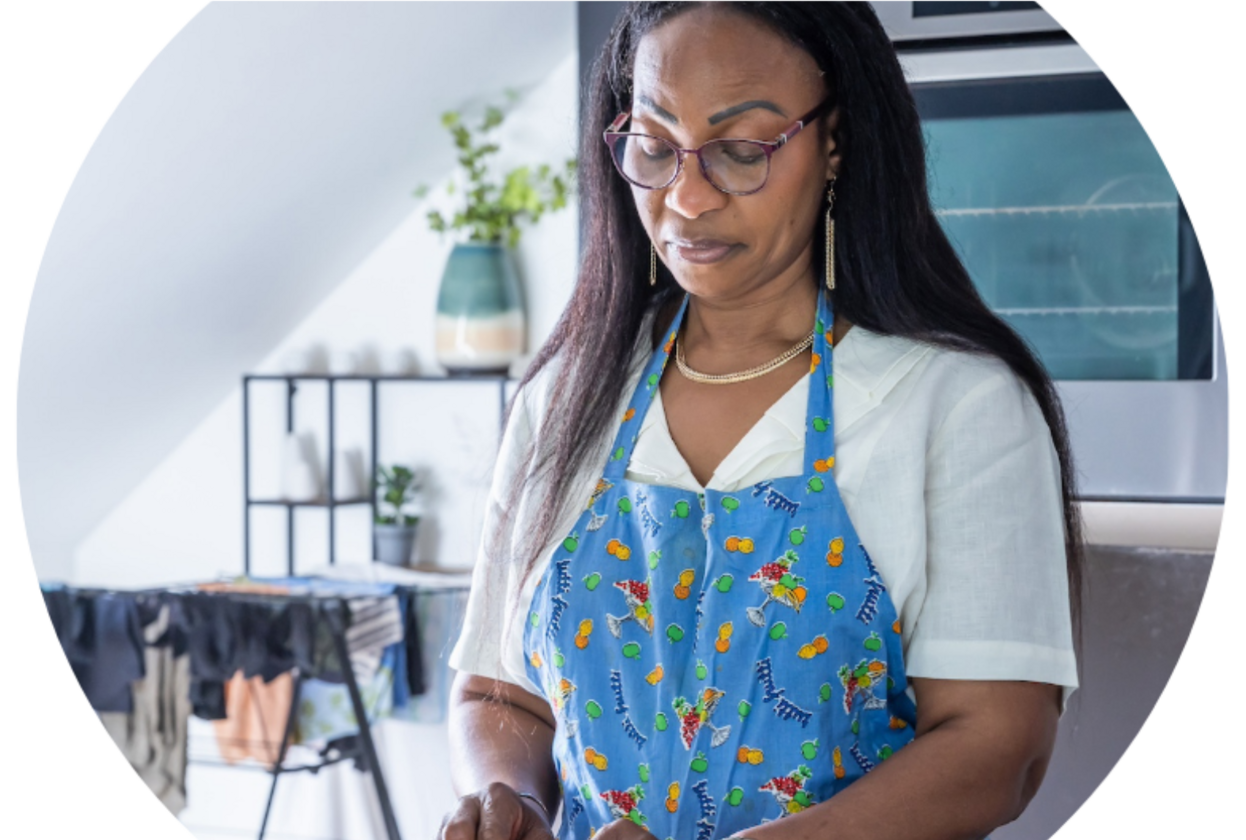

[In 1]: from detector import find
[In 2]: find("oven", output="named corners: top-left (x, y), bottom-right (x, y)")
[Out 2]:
top-left (878, 7), bottom-right (1224, 839)
top-left (885, 9), bottom-right (1226, 514)
top-left (873, 1), bottom-right (1065, 46)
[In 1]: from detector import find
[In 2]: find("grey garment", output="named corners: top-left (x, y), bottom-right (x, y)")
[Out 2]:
top-left (345, 596), bottom-right (404, 684)
top-left (98, 606), bottom-right (192, 815)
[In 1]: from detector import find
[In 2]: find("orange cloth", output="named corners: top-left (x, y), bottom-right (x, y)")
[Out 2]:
top-left (211, 670), bottom-right (294, 767)
top-left (196, 581), bottom-right (291, 596)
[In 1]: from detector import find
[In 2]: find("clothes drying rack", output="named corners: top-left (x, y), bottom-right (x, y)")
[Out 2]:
top-left (49, 582), bottom-right (466, 840)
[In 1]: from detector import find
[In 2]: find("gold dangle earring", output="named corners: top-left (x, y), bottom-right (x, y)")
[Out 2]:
top-left (650, 242), bottom-right (657, 287)
top-left (824, 178), bottom-right (836, 292)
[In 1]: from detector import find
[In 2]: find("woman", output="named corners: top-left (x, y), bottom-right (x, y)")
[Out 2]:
top-left (442, 4), bottom-right (1082, 840)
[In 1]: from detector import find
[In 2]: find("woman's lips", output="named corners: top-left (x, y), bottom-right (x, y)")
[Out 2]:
top-left (670, 239), bottom-right (737, 264)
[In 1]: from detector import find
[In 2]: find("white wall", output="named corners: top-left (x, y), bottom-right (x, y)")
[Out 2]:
top-left (74, 49), bottom-right (580, 588)
top-left (19, 1), bottom-right (576, 583)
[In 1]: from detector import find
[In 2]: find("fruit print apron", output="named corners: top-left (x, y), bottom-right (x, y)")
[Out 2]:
top-left (523, 288), bottom-right (917, 840)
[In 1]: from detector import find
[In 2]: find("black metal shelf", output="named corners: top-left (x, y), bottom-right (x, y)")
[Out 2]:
top-left (243, 372), bottom-right (512, 574)
top-left (247, 373), bottom-right (513, 382)
top-left (248, 498), bottom-right (372, 508)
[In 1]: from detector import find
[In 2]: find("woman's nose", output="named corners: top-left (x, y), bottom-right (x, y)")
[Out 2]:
top-left (663, 153), bottom-right (729, 219)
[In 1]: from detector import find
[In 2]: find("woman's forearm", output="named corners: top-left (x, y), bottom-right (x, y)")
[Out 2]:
top-left (448, 675), bottom-right (562, 817)
top-left (734, 681), bottom-right (1059, 840)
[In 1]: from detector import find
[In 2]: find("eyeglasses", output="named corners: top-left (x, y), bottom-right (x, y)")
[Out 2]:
top-left (603, 96), bottom-right (834, 196)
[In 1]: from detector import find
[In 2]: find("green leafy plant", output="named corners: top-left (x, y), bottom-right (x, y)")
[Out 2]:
top-left (374, 464), bottom-right (421, 526)
top-left (414, 90), bottom-right (577, 248)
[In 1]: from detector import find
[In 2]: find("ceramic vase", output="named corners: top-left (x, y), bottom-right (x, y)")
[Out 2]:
top-left (435, 241), bottom-right (525, 375)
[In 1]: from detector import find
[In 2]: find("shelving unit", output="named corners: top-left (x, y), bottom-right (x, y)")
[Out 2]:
top-left (242, 373), bottom-right (511, 575)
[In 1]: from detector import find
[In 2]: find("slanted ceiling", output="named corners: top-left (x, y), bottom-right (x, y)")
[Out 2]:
top-left (18, 1), bottom-right (576, 579)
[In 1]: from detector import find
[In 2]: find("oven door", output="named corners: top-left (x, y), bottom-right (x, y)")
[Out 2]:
top-left (873, 2), bottom-right (1064, 44)
top-left (902, 45), bottom-right (1226, 508)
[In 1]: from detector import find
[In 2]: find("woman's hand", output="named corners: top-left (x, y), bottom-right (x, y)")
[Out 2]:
top-left (439, 781), bottom-right (556, 840)
top-left (446, 673), bottom-right (561, 840)
top-left (593, 817), bottom-right (652, 840)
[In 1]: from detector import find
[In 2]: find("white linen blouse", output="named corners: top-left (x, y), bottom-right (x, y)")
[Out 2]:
top-left (448, 311), bottom-right (1080, 712)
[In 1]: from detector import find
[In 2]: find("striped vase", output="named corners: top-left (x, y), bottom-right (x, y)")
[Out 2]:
top-left (434, 241), bottom-right (525, 375)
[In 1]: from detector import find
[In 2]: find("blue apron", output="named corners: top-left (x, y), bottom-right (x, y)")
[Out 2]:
top-left (524, 289), bottom-right (917, 840)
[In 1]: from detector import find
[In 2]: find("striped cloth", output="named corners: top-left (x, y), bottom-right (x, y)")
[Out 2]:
top-left (345, 596), bottom-right (404, 684)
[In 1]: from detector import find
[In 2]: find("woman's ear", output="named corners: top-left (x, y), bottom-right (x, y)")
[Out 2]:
top-left (824, 106), bottom-right (843, 180)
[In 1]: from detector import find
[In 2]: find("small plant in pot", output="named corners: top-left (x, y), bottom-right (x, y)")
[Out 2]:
top-left (373, 464), bottom-right (422, 567)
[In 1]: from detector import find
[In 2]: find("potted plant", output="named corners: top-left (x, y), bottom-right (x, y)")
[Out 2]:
top-left (373, 464), bottom-right (422, 566)
top-left (414, 91), bottom-right (576, 375)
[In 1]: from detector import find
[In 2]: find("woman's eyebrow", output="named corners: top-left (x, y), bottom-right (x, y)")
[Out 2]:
top-left (635, 94), bottom-right (787, 126)
top-left (636, 94), bottom-right (680, 124)
top-left (712, 99), bottom-right (787, 124)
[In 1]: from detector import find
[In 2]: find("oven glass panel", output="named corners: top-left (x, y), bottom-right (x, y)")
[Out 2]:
top-left (922, 102), bottom-right (1184, 380)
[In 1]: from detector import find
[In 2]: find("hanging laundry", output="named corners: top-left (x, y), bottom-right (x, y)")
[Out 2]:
top-left (98, 605), bottom-right (192, 814)
top-left (293, 595), bottom-right (408, 747)
top-left (402, 588), bottom-right (426, 697)
top-left (39, 578), bottom-right (449, 804)
top-left (392, 588), bottom-right (469, 725)
top-left (345, 596), bottom-right (404, 684)
top-left (42, 587), bottom-right (146, 713)
top-left (212, 670), bottom-right (296, 767)
top-left (179, 591), bottom-right (320, 720)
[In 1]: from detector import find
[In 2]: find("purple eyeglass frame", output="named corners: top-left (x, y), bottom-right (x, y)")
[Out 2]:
top-left (603, 96), bottom-right (835, 196)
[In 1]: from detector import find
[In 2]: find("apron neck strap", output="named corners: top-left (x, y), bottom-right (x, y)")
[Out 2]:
top-left (803, 287), bottom-right (837, 475)
top-left (603, 288), bottom-right (837, 482)
top-left (602, 293), bottom-right (690, 481)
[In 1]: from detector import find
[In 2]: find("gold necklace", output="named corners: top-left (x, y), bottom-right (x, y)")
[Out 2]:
top-left (675, 328), bottom-right (816, 385)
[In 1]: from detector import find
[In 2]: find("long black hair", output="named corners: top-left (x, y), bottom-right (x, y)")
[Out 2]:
top-left (489, 1), bottom-right (1085, 673)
